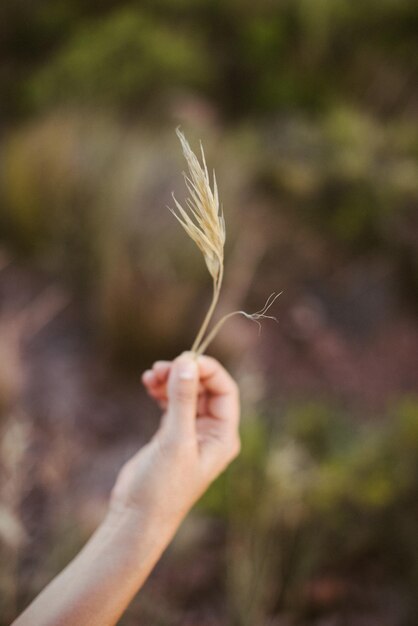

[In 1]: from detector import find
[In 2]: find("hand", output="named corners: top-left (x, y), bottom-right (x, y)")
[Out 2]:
top-left (110, 353), bottom-right (240, 531)
top-left (14, 355), bottom-right (240, 626)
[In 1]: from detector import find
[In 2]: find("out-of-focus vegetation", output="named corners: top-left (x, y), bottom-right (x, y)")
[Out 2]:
top-left (1, 109), bottom-right (417, 363)
top-left (0, 0), bottom-right (417, 361)
top-left (198, 397), bottom-right (418, 624)
top-left (1, 0), bottom-right (417, 120)
top-left (0, 0), bottom-right (417, 624)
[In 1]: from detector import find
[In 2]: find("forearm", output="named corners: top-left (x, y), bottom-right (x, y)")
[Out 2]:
top-left (13, 354), bottom-right (240, 626)
top-left (13, 506), bottom-right (179, 626)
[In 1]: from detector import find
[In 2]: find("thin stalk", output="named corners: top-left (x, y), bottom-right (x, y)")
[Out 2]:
top-left (191, 264), bottom-right (224, 353)
top-left (195, 291), bottom-right (281, 355)
top-left (195, 309), bottom-right (241, 356)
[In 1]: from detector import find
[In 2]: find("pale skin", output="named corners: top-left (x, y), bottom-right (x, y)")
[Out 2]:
top-left (13, 353), bottom-right (241, 626)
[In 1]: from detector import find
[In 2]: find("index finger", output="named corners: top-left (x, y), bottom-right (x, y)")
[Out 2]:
top-left (197, 356), bottom-right (240, 429)
top-left (197, 355), bottom-right (238, 397)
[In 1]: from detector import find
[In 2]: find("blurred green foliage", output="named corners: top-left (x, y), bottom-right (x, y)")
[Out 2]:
top-left (27, 9), bottom-right (209, 112)
top-left (198, 397), bottom-right (418, 623)
top-left (0, 0), bottom-right (417, 341)
top-left (0, 0), bottom-right (417, 119)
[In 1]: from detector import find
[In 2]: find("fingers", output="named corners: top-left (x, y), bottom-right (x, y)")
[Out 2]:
top-left (143, 356), bottom-right (238, 399)
top-left (197, 355), bottom-right (238, 398)
top-left (153, 361), bottom-right (171, 382)
top-left (195, 356), bottom-right (241, 476)
top-left (141, 354), bottom-right (241, 488)
top-left (197, 355), bottom-right (240, 427)
top-left (143, 360), bottom-right (212, 413)
top-left (142, 354), bottom-right (240, 429)
top-left (143, 356), bottom-right (236, 397)
top-left (142, 361), bottom-right (171, 389)
top-left (142, 361), bottom-right (171, 407)
top-left (166, 354), bottom-right (199, 435)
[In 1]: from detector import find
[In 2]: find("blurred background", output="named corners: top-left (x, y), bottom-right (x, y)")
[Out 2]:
top-left (0, 1), bottom-right (417, 624)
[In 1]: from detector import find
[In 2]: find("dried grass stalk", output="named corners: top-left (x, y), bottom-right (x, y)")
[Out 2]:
top-left (170, 129), bottom-right (279, 355)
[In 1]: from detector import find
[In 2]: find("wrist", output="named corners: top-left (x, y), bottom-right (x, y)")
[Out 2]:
top-left (105, 499), bottom-right (181, 557)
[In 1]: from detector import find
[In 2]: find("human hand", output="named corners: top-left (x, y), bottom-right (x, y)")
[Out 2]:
top-left (14, 355), bottom-right (240, 626)
top-left (110, 353), bottom-right (240, 532)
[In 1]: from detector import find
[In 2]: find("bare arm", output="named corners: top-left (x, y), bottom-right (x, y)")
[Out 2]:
top-left (13, 353), bottom-right (240, 626)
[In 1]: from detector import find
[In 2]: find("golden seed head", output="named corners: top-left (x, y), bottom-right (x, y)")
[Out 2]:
top-left (170, 129), bottom-right (225, 282)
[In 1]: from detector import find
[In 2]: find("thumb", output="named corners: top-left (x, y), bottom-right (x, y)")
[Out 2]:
top-left (166, 353), bottom-right (198, 434)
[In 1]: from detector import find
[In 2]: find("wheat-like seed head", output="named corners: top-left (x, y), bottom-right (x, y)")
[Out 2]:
top-left (171, 128), bottom-right (225, 283)
top-left (170, 128), bottom-right (280, 354)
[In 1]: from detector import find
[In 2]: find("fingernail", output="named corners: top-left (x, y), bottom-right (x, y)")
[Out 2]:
top-left (178, 361), bottom-right (197, 380)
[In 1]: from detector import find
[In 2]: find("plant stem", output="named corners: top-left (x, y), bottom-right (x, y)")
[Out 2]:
top-left (191, 264), bottom-right (223, 353)
top-left (194, 290), bottom-right (281, 355)
top-left (195, 309), bottom-right (242, 355)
